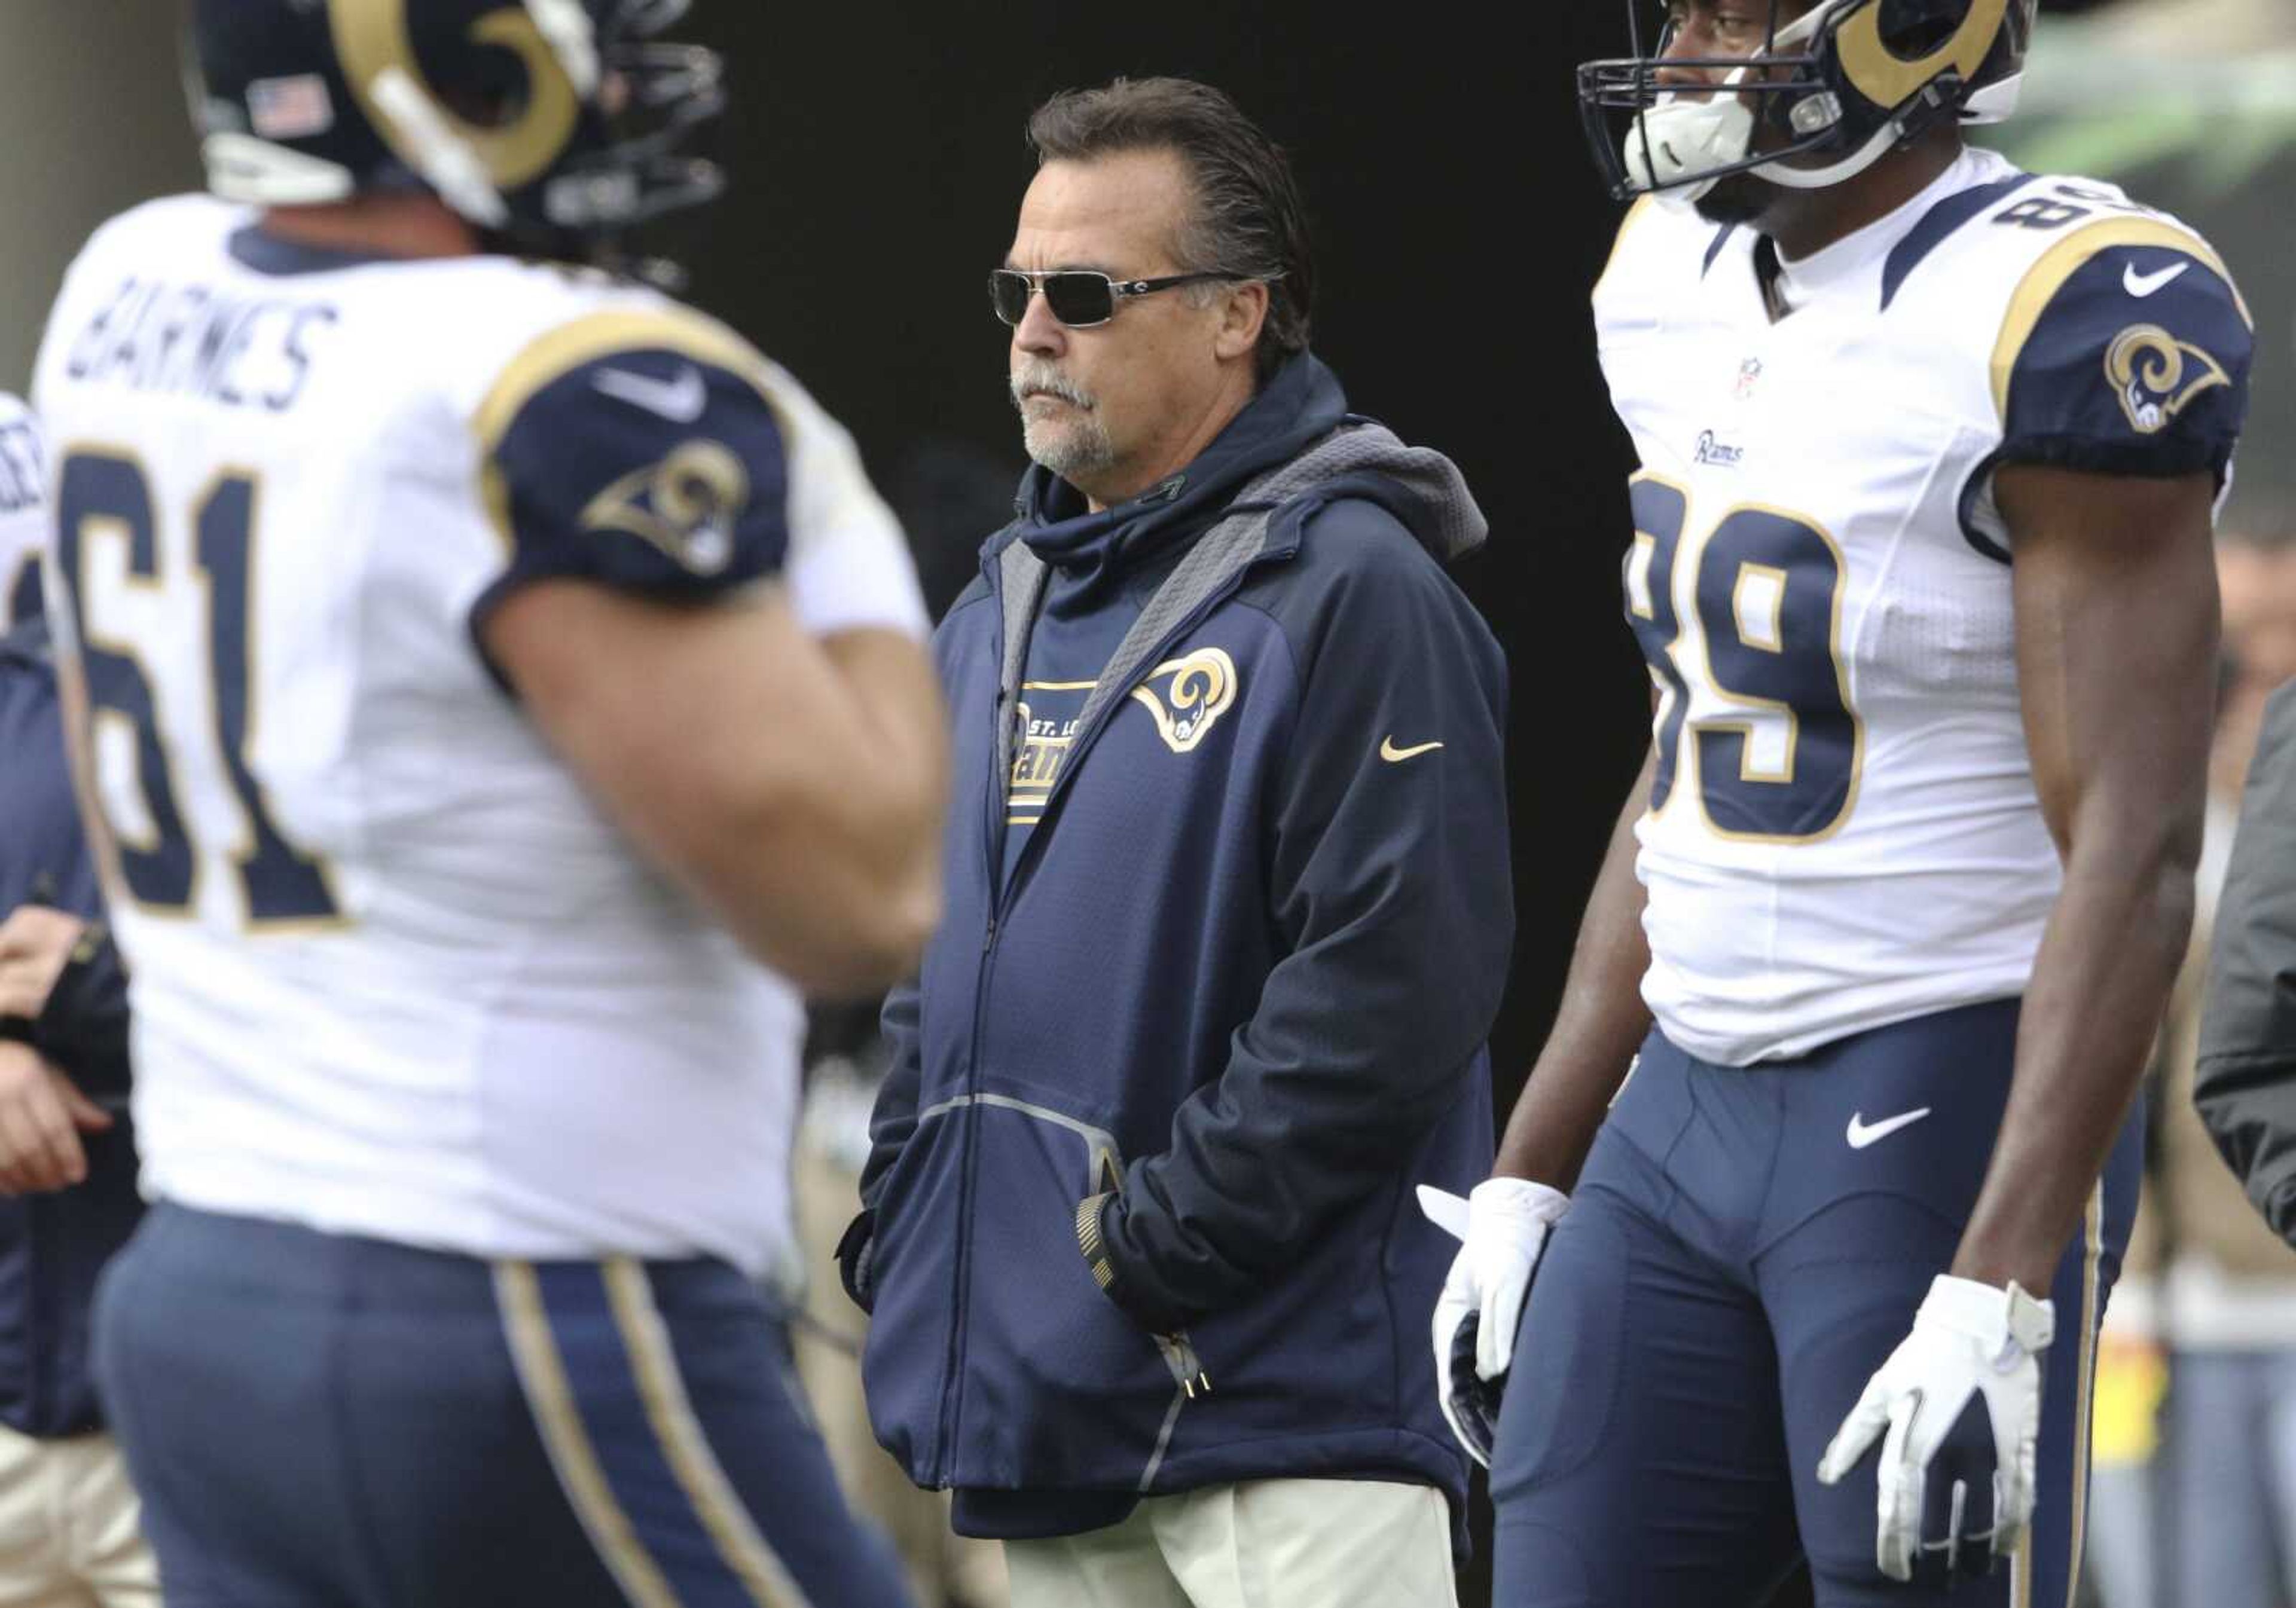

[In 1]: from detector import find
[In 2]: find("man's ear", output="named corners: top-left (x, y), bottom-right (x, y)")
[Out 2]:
top-left (1213, 280), bottom-right (1271, 363)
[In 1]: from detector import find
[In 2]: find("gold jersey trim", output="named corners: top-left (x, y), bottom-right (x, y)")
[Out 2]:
top-left (469, 307), bottom-right (781, 557)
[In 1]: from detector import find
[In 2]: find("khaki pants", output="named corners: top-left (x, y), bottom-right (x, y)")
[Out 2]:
top-left (0, 1425), bottom-right (158, 1608)
top-left (1003, 1478), bottom-right (1456, 1608)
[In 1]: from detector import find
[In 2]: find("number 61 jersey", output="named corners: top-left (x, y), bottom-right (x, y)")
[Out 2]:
top-left (30, 195), bottom-right (916, 1280)
top-left (1595, 148), bottom-right (2253, 1068)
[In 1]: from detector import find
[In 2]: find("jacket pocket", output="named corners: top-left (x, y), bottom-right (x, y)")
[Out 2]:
top-left (943, 1092), bottom-right (1194, 1490)
top-left (857, 1093), bottom-right (970, 1482)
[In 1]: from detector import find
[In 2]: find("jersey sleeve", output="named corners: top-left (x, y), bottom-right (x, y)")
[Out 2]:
top-left (1990, 224), bottom-right (2254, 486)
top-left (771, 371), bottom-right (931, 641)
top-left (466, 307), bottom-right (792, 634)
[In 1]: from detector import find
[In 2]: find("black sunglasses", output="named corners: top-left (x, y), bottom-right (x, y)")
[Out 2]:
top-left (988, 268), bottom-right (1247, 329)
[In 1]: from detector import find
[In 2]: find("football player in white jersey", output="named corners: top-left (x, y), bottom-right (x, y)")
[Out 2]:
top-left (1428, 1), bottom-right (2253, 1604)
top-left (32, 3), bottom-right (943, 1604)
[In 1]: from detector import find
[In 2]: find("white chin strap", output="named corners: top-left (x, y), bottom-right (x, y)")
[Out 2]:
top-left (1620, 0), bottom-right (1904, 204)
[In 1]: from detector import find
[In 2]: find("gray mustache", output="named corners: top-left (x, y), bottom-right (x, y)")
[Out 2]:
top-left (1010, 365), bottom-right (1095, 410)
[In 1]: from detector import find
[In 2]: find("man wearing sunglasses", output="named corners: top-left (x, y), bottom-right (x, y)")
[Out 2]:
top-left (841, 75), bottom-right (1512, 1608)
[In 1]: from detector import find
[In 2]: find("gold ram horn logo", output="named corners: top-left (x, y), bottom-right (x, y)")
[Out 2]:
top-left (1129, 647), bottom-right (1239, 754)
top-left (579, 441), bottom-right (750, 575)
top-left (330, 0), bottom-right (582, 189)
top-left (2106, 323), bottom-right (2230, 436)
top-left (1835, 0), bottom-right (2010, 111)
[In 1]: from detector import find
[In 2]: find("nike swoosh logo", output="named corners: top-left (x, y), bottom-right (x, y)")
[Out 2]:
top-left (1380, 737), bottom-right (1444, 763)
top-left (1846, 1107), bottom-right (1932, 1150)
top-left (2124, 261), bottom-right (2190, 299)
top-left (593, 363), bottom-right (709, 423)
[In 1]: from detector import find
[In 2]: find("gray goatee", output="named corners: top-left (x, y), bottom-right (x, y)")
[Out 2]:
top-left (1010, 362), bottom-right (1116, 484)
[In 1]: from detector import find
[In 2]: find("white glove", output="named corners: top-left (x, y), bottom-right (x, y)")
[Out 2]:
top-left (1816, 1274), bottom-right (2056, 1582)
top-left (1419, 1176), bottom-right (1570, 1466)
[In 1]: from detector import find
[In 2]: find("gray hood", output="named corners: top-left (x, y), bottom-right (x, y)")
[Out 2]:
top-left (1239, 418), bottom-right (1489, 564)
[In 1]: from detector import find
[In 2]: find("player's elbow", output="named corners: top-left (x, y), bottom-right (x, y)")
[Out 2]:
top-left (803, 868), bottom-right (943, 1001)
top-left (2138, 845), bottom-right (2201, 960)
top-left (2063, 800), bottom-right (2202, 963)
top-left (2074, 787), bottom-right (2205, 886)
top-left (701, 776), bottom-right (946, 998)
top-left (744, 860), bottom-right (939, 1000)
top-left (830, 799), bottom-right (947, 993)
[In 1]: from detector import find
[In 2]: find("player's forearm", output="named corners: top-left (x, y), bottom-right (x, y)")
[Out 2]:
top-left (779, 628), bottom-right (948, 921)
top-left (1974, 464), bottom-right (2217, 1291)
top-left (706, 631), bottom-right (949, 996)
top-left (494, 582), bottom-right (949, 998)
top-left (1494, 748), bottom-right (1656, 1190)
top-left (707, 836), bottom-right (941, 998)
top-left (1953, 834), bottom-right (2197, 1293)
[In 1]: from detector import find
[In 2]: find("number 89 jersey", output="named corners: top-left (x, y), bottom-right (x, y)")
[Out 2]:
top-left (1594, 148), bottom-right (2253, 1066)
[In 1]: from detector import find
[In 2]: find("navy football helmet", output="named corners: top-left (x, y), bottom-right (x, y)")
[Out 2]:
top-left (1578, 0), bottom-right (2037, 202)
top-left (187, 0), bottom-right (724, 255)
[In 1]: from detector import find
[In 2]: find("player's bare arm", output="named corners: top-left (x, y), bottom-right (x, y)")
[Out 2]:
top-left (1953, 462), bottom-right (2219, 1292)
top-left (1493, 742), bottom-right (1658, 1191)
top-left (486, 579), bottom-right (948, 1000)
top-left (1425, 744), bottom-right (1653, 1463)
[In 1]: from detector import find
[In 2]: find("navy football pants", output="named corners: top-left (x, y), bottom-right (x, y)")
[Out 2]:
top-left (1490, 1000), bottom-right (2141, 1607)
top-left (93, 1204), bottom-right (912, 1608)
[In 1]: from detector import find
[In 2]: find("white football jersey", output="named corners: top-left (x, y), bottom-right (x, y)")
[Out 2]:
top-left (1596, 148), bottom-right (2253, 1065)
top-left (0, 395), bottom-right (44, 628)
top-left (33, 194), bottom-right (924, 1279)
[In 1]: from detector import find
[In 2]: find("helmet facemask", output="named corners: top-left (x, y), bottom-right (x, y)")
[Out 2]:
top-left (532, 1), bottom-right (726, 236)
top-left (1577, 0), bottom-right (2031, 207)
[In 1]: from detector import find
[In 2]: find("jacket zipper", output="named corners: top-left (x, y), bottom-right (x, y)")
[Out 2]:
top-left (941, 531), bottom-right (1288, 1485)
top-left (1083, 1155), bottom-right (1211, 1438)
top-left (1155, 1332), bottom-right (1211, 1399)
top-left (934, 620), bottom-right (1019, 1485)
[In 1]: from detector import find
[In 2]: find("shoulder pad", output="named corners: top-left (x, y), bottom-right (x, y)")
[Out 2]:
top-left (1990, 213), bottom-right (2254, 482)
top-left (472, 305), bottom-right (790, 603)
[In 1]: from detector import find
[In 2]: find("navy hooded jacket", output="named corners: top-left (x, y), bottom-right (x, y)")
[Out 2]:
top-left (0, 616), bottom-right (143, 1438)
top-left (851, 357), bottom-right (1512, 1542)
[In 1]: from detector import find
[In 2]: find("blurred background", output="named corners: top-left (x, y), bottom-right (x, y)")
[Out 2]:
top-left (0, 2), bottom-right (2286, 1606)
